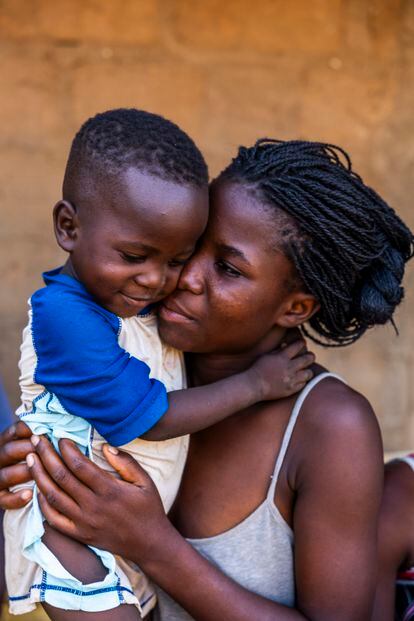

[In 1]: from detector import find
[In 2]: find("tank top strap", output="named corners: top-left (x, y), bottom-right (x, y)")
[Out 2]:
top-left (266, 372), bottom-right (344, 501)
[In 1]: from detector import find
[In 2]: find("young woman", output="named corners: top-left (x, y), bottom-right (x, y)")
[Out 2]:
top-left (0, 140), bottom-right (413, 621)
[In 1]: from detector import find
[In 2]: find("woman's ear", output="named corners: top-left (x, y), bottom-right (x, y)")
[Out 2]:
top-left (53, 201), bottom-right (79, 252)
top-left (276, 292), bottom-right (320, 328)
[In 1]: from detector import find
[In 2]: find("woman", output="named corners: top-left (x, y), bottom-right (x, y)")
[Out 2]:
top-left (0, 140), bottom-right (413, 620)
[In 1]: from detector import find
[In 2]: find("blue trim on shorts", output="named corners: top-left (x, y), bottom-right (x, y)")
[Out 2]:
top-left (9, 583), bottom-right (136, 601)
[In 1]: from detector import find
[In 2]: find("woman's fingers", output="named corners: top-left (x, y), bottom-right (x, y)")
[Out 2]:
top-left (0, 421), bottom-right (32, 444)
top-left (0, 437), bottom-right (34, 468)
top-left (0, 488), bottom-right (32, 510)
top-left (0, 463), bottom-right (31, 491)
top-left (30, 436), bottom-right (92, 501)
top-left (102, 445), bottom-right (153, 488)
top-left (58, 438), bottom-right (118, 495)
top-left (27, 453), bottom-right (80, 519)
top-left (37, 491), bottom-right (78, 539)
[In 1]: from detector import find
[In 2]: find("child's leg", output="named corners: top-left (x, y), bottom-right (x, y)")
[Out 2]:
top-left (43, 604), bottom-right (142, 620)
top-left (42, 523), bottom-right (107, 583)
top-left (41, 523), bottom-right (142, 620)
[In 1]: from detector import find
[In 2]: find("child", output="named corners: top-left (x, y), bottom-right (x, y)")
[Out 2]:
top-left (4, 109), bottom-right (313, 619)
top-left (374, 454), bottom-right (414, 621)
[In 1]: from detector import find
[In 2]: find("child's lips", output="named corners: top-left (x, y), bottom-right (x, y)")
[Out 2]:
top-left (120, 292), bottom-right (155, 305)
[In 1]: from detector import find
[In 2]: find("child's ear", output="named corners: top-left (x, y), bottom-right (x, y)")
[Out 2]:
top-left (276, 292), bottom-right (320, 329)
top-left (53, 201), bottom-right (79, 252)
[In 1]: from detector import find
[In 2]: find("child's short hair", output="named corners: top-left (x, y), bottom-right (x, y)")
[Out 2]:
top-left (63, 108), bottom-right (208, 196)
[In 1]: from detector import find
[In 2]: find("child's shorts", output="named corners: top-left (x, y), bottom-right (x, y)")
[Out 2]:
top-left (4, 401), bottom-right (157, 617)
top-left (4, 490), bottom-right (156, 616)
top-left (5, 392), bottom-right (188, 616)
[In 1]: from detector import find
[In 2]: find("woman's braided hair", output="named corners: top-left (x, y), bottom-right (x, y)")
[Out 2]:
top-left (219, 139), bottom-right (414, 347)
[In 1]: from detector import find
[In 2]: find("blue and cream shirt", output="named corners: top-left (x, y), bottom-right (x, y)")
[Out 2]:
top-left (17, 267), bottom-right (189, 512)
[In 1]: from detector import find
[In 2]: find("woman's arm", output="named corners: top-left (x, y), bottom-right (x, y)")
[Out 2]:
top-left (29, 392), bottom-right (383, 621)
top-left (291, 387), bottom-right (384, 621)
top-left (29, 437), bottom-right (307, 621)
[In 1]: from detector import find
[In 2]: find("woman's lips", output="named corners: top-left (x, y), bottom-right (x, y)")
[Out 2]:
top-left (159, 301), bottom-right (195, 323)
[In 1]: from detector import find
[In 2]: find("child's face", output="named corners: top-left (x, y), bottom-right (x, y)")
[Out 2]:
top-left (57, 168), bottom-right (209, 317)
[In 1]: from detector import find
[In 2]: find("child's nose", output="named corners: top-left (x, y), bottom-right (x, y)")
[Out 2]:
top-left (135, 268), bottom-right (166, 290)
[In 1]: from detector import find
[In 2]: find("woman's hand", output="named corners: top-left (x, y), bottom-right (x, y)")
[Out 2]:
top-left (28, 435), bottom-right (172, 562)
top-left (0, 421), bottom-right (34, 509)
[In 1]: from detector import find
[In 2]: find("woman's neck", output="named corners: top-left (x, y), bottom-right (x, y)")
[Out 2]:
top-left (188, 326), bottom-right (289, 386)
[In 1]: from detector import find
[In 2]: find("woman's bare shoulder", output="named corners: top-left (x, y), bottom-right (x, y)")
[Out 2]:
top-left (302, 370), bottom-right (380, 438)
top-left (295, 370), bottom-right (383, 477)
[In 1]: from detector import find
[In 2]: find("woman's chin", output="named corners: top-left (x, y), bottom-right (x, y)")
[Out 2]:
top-left (158, 318), bottom-right (197, 351)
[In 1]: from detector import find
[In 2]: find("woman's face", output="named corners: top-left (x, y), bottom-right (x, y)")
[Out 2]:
top-left (158, 179), bottom-right (302, 354)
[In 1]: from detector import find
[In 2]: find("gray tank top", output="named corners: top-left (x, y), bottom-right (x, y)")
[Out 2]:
top-left (154, 373), bottom-right (341, 620)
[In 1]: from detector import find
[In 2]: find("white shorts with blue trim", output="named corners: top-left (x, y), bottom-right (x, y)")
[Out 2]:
top-left (4, 482), bottom-right (156, 616)
top-left (4, 397), bottom-right (156, 616)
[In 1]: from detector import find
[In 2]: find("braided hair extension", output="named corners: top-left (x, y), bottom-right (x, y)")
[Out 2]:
top-left (219, 139), bottom-right (414, 347)
top-left (64, 108), bottom-right (208, 193)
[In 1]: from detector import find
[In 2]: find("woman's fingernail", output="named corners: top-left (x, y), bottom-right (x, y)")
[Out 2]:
top-left (107, 446), bottom-right (119, 455)
top-left (21, 490), bottom-right (32, 500)
top-left (26, 454), bottom-right (35, 467)
top-left (31, 435), bottom-right (40, 447)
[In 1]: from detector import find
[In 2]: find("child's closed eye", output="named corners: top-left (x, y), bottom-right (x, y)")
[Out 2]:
top-left (121, 252), bottom-right (147, 263)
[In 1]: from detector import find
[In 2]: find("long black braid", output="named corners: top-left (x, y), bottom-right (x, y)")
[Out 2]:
top-left (219, 139), bottom-right (414, 346)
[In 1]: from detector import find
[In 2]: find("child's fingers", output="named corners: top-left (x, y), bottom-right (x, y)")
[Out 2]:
top-left (280, 328), bottom-right (303, 348)
top-left (102, 445), bottom-right (154, 489)
top-left (37, 492), bottom-right (78, 539)
top-left (27, 452), bottom-right (80, 518)
top-left (292, 352), bottom-right (315, 371)
top-left (282, 339), bottom-right (307, 359)
top-left (294, 369), bottom-right (314, 385)
top-left (0, 488), bottom-right (32, 510)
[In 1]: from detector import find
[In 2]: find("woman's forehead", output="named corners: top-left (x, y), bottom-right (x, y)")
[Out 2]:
top-left (208, 180), bottom-right (279, 248)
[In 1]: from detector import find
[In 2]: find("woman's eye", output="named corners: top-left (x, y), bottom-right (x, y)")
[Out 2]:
top-left (121, 253), bottom-right (146, 263)
top-left (215, 260), bottom-right (242, 278)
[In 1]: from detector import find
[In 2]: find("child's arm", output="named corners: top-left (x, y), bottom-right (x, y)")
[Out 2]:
top-left (32, 287), bottom-right (313, 447)
top-left (142, 340), bottom-right (314, 441)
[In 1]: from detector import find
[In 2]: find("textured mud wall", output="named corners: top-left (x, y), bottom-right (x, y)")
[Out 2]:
top-left (1, 0), bottom-right (413, 450)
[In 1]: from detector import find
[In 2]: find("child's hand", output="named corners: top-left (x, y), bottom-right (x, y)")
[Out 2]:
top-left (248, 340), bottom-right (315, 401)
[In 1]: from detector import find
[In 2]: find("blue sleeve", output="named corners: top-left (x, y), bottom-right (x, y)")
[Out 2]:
top-left (31, 286), bottom-right (168, 446)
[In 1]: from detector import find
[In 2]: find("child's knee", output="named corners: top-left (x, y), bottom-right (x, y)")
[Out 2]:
top-left (42, 522), bottom-right (107, 584)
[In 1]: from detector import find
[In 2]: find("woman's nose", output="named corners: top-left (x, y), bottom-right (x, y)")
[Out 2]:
top-left (178, 259), bottom-right (204, 295)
